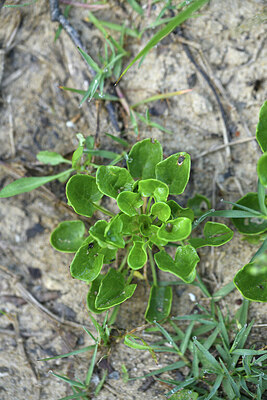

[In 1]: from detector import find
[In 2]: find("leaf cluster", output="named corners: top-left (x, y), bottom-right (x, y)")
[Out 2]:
top-left (125, 295), bottom-right (267, 400)
top-left (49, 138), bottom-right (233, 322)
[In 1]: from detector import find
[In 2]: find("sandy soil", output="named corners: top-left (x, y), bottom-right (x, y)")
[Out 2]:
top-left (0, 1), bottom-right (266, 399)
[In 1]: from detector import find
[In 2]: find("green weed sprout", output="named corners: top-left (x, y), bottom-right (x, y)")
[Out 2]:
top-left (124, 284), bottom-right (267, 399)
top-left (39, 310), bottom-right (118, 400)
top-left (46, 138), bottom-right (234, 323)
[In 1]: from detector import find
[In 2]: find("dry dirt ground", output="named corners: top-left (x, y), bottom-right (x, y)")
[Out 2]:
top-left (0, 1), bottom-right (266, 399)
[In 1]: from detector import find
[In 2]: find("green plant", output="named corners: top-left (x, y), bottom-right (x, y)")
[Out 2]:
top-left (46, 137), bottom-right (235, 323)
top-left (0, 133), bottom-right (127, 198)
top-left (39, 309), bottom-right (119, 400)
top-left (189, 100), bottom-right (267, 302)
top-left (124, 285), bottom-right (267, 399)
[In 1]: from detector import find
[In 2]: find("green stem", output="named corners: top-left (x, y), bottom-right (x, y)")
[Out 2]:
top-left (146, 196), bottom-right (152, 214)
top-left (126, 269), bottom-right (134, 285)
top-left (92, 202), bottom-right (115, 217)
top-left (148, 248), bottom-right (158, 287)
top-left (118, 249), bottom-right (129, 272)
top-left (196, 272), bottom-right (211, 298)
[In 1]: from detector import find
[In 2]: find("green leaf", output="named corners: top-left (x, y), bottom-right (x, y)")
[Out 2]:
top-left (158, 218), bottom-right (192, 242)
top-left (257, 153), bottom-right (267, 188)
top-left (128, 241), bottom-right (147, 270)
top-left (151, 202), bottom-right (171, 222)
top-left (231, 193), bottom-right (267, 235)
top-left (96, 166), bottom-right (134, 199)
top-left (126, 0), bottom-right (144, 15)
top-left (187, 194), bottom-right (211, 217)
top-left (104, 215), bottom-right (125, 248)
top-left (145, 285), bottom-right (172, 323)
top-left (104, 132), bottom-right (129, 147)
top-left (70, 240), bottom-right (104, 282)
top-left (89, 220), bottom-right (109, 248)
top-left (127, 138), bottom-right (163, 179)
top-left (155, 245), bottom-right (199, 283)
top-left (138, 179), bottom-right (169, 202)
top-left (117, 0), bottom-right (209, 81)
top-left (193, 339), bottom-right (222, 373)
top-left (189, 222), bottom-right (233, 249)
top-left (72, 146), bottom-right (83, 169)
top-left (169, 389), bottom-right (198, 400)
top-left (0, 169), bottom-right (73, 198)
top-left (139, 215), bottom-right (152, 237)
top-left (155, 152), bottom-right (190, 195)
top-left (167, 200), bottom-right (194, 221)
top-left (87, 275), bottom-right (105, 314)
top-left (117, 191), bottom-right (144, 216)
top-left (234, 257), bottom-right (267, 302)
top-left (256, 101), bottom-right (267, 153)
top-left (36, 151), bottom-right (71, 166)
top-left (119, 214), bottom-right (139, 234)
top-left (66, 174), bottom-right (103, 217)
top-left (50, 221), bottom-right (85, 253)
top-left (95, 269), bottom-right (136, 309)
top-left (149, 225), bottom-right (169, 247)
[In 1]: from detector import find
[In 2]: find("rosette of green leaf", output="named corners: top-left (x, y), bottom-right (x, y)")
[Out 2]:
top-left (189, 222), bottom-right (233, 249)
top-left (89, 220), bottom-right (109, 248)
top-left (50, 220), bottom-right (86, 253)
top-left (139, 215), bottom-right (152, 237)
top-left (119, 214), bottom-right (139, 235)
top-left (87, 275), bottom-right (105, 314)
top-left (257, 153), bottom-right (267, 187)
top-left (128, 239), bottom-right (147, 270)
top-left (167, 200), bottom-right (194, 221)
top-left (138, 179), bottom-right (169, 202)
top-left (155, 245), bottom-right (199, 283)
top-left (104, 215), bottom-right (125, 248)
top-left (187, 194), bottom-right (211, 217)
top-left (145, 285), bottom-right (172, 323)
top-left (158, 218), bottom-right (192, 242)
top-left (149, 225), bottom-right (168, 247)
top-left (256, 100), bottom-right (267, 152)
top-left (66, 174), bottom-right (103, 217)
top-left (234, 253), bottom-right (267, 302)
top-left (151, 202), bottom-right (171, 222)
top-left (95, 269), bottom-right (137, 310)
top-left (231, 193), bottom-right (267, 235)
top-left (156, 152), bottom-right (190, 195)
top-left (70, 240), bottom-right (105, 282)
top-left (96, 166), bottom-right (134, 199)
top-left (127, 138), bottom-right (163, 179)
top-left (117, 191), bottom-right (143, 216)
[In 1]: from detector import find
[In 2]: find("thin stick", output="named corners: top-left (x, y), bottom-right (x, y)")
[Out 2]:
top-left (16, 282), bottom-right (90, 330)
top-left (193, 136), bottom-right (256, 160)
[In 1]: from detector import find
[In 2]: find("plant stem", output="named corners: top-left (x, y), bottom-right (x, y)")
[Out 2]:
top-left (126, 270), bottom-right (134, 285)
top-left (148, 248), bottom-right (158, 287)
top-left (146, 196), bottom-right (152, 214)
top-left (118, 249), bottom-right (129, 272)
top-left (92, 202), bottom-right (115, 217)
top-left (196, 272), bottom-right (211, 298)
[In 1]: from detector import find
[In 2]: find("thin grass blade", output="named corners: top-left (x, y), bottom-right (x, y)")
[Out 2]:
top-left (116, 0), bottom-right (209, 83)
top-left (85, 343), bottom-right (98, 386)
top-left (50, 372), bottom-right (86, 389)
